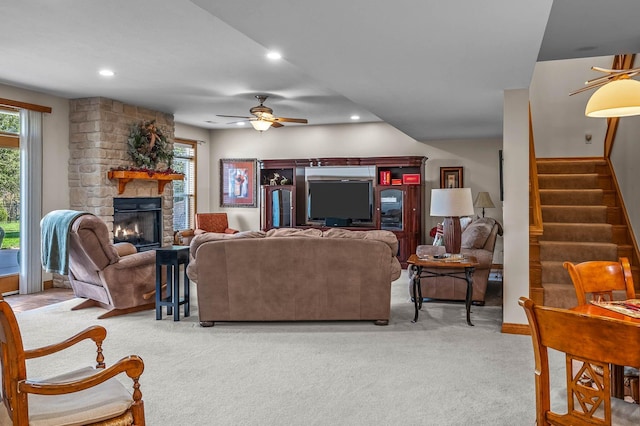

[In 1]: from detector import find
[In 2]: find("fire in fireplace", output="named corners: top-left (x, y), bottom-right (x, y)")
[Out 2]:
top-left (113, 197), bottom-right (162, 251)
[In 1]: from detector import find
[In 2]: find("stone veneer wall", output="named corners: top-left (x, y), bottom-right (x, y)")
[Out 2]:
top-left (56, 97), bottom-right (175, 287)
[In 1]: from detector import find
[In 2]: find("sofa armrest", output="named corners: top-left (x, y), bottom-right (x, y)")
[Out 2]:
top-left (460, 248), bottom-right (493, 269)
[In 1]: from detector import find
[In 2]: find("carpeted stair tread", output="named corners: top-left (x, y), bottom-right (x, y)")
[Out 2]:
top-left (542, 283), bottom-right (579, 309)
top-left (540, 260), bottom-right (572, 284)
top-left (539, 223), bottom-right (612, 242)
top-left (535, 157), bottom-right (636, 308)
top-left (539, 189), bottom-right (603, 205)
top-left (537, 160), bottom-right (606, 174)
top-left (539, 241), bottom-right (618, 263)
top-left (538, 174), bottom-right (599, 189)
top-left (541, 205), bottom-right (607, 223)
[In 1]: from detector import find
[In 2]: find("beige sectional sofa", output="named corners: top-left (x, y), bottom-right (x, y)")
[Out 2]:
top-left (186, 228), bottom-right (402, 326)
top-left (413, 217), bottom-right (502, 304)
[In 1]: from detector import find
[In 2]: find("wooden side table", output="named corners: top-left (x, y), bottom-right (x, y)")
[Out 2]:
top-left (407, 254), bottom-right (479, 326)
top-left (155, 246), bottom-right (190, 321)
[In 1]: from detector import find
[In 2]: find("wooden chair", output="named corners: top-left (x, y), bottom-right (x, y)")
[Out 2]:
top-left (563, 257), bottom-right (639, 403)
top-left (563, 257), bottom-right (636, 306)
top-left (0, 298), bottom-right (146, 425)
top-left (519, 297), bottom-right (640, 425)
top-left (194, 212), bottom-right (239, 235)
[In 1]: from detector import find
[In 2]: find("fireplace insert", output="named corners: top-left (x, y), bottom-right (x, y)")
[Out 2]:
top-left (113, 197), bottom-right (162, 251)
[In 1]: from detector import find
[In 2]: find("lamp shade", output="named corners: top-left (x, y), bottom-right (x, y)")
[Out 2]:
top-left (473, 192), bottom-right (495, 209)
top-left (585, 78), bottom-right (640, 118)
top-left (250, 119), bottom-right (272, 131)
top-left (430, 188), bottom-right (474, 217)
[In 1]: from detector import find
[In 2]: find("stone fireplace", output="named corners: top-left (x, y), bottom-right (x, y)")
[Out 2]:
top-left (58, 97), bottom-right (176, 286)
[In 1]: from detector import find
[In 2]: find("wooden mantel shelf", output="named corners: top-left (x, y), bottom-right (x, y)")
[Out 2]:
top-left (107, 170), bottom-right (184, 194)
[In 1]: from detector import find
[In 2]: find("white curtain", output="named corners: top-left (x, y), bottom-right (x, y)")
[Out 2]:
top-left (19, 109), bottom-right (43, 294)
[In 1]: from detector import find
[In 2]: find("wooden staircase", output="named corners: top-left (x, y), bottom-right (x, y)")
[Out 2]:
top-left (530, 158), bottom-right (640, 308)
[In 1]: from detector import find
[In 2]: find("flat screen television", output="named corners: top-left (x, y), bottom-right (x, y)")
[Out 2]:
top-left (307, 180), bottom-right (373, 224)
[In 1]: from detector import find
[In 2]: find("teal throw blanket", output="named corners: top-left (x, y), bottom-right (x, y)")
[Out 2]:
top-left (41, 210), bottom-right (89, 275)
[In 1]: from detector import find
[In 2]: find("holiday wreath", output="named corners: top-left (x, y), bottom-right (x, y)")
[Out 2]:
top-left (127, 119), bottom-right (174, 170)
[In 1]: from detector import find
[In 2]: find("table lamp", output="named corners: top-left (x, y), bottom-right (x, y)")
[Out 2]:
top-left (430, 188), bottom-right (474, 255)
top-left (473, 191), bottom-right (495, 218)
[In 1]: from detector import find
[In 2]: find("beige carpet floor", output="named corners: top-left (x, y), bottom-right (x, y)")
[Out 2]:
top-left (8, 271), bottom-right (639, 425)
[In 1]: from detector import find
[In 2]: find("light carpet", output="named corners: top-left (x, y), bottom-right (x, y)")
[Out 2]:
top-left (10, 271), bottom-right (638, 425)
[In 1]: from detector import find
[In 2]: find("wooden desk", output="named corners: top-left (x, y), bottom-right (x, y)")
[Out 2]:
top-left (407, 254), bottom-right (479, 326)
top-left (571, 303), bottom-right (640, 400)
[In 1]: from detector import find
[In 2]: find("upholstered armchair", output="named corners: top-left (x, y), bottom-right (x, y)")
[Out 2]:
top-left (413, 217), bottom-right (503, 304)
top-left (66, 214), bottom-right (159, 319)
top-left (194, 213), bottom-right (239, 235)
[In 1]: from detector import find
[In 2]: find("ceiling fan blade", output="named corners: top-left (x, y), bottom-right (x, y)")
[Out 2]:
top-left (271, 121), bottom-right (284, 128)
top-left (217, 114), bottom-right (253, 119)
top-left (273, 117), bottom-right (308, 124)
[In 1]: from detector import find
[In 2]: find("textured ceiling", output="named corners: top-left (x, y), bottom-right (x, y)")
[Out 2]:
top-left (1, 1), bottom-right (639, 141)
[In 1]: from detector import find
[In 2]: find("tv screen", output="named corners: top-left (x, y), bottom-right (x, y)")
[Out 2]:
top-left (308, 180), bottom-right (373, 222)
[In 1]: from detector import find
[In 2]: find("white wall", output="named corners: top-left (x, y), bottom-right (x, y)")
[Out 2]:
top-left (503, 89), bottom-right (530, 325)
top-left (207, 122), bottom-right (504, 261)
top-left (610, 116), bottom-right (640, 247)
top-left (530, 57), bottom-right (609, 158)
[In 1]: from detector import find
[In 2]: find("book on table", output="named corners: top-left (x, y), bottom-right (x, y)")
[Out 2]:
top-left (591, 299), bottom-right (640, 318)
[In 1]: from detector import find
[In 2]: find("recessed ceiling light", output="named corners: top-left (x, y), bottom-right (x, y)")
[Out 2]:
top-left (350, 115), bottom-right (360, 120)
top-left (99, 69), bottom-right (115, 77)
top-left (236, 122), bottom-right (246, 126)
top-left (266, 51), bottom-right (282, 60)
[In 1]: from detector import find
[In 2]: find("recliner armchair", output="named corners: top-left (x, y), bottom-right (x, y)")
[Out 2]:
top-left (412, 217), bottom-right (503, 304)
top-left (194, 213), bottom-right (239, 235)
top-left (67, 214), bottom-right (159, 319)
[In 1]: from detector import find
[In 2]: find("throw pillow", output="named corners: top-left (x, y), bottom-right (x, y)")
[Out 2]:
top-left (461, 219), bottom-right (495, 249)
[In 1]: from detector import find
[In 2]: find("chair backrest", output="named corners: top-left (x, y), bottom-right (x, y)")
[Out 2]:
top-left (195, 213), bottom-right (229, 233)
top-left (0, 299), bottom-right (29, 424)
top-left (563, 257), bottom-right (636, 306)
top-left (519, 296), bottom-right (640, 425)
top-left (68, 214), bottom-right (120, 285)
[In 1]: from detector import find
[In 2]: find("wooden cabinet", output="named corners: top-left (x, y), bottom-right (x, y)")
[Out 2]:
top-left (262, 186), bottom-right (295, 229)
top-left (260, 156), bottom-right (427, 266)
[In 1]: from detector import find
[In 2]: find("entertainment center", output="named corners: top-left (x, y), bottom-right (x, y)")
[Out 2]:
top-left (259, 156), bottom-right (427, 266)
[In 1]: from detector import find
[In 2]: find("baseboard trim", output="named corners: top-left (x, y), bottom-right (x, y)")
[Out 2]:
top-left (501, 323), bottom-right (530, 335)
top-left (0, 275), bottom-right (19, 294)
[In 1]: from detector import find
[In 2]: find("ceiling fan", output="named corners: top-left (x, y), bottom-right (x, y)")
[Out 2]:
top-left (217, 95), bottom-right (308, 130)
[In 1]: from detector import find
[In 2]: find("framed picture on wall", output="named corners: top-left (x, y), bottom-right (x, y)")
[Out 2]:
top-left (220, 158), bottom-right (257, 207)
top-left (440, 167), bottom-right (463, 188)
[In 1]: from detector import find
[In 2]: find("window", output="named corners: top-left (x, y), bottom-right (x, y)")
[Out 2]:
top-left (173, 139), bottom-right (196, 231)
top-left (0, 109), bottom-right (20, 252)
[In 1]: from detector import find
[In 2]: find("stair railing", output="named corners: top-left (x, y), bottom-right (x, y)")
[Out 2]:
top-left (529, 105), bottom-right (544, 304)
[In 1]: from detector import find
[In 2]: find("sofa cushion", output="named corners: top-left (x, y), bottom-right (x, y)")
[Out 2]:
top-left (322, 228), bottom-right (399, 254)
top-left (266, 228), bottom-right (323, 238)
top-left (461, 218), bottom-right (496, 249)
top-left (190, 230), bottom-right (265, 255)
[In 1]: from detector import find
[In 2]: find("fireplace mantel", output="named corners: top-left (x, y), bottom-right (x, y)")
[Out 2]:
top-left (107, 170), bottom-right (184, 194)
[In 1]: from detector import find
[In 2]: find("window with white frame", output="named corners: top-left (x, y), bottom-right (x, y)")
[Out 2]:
top-left (173, 139), bottom-right (196, 231)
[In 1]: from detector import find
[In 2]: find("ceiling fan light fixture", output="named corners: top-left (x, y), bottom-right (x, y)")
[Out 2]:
top-left (250, 119), bottom-right (272, 132)
top-left (585, 78), bottom-right (640, 118)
